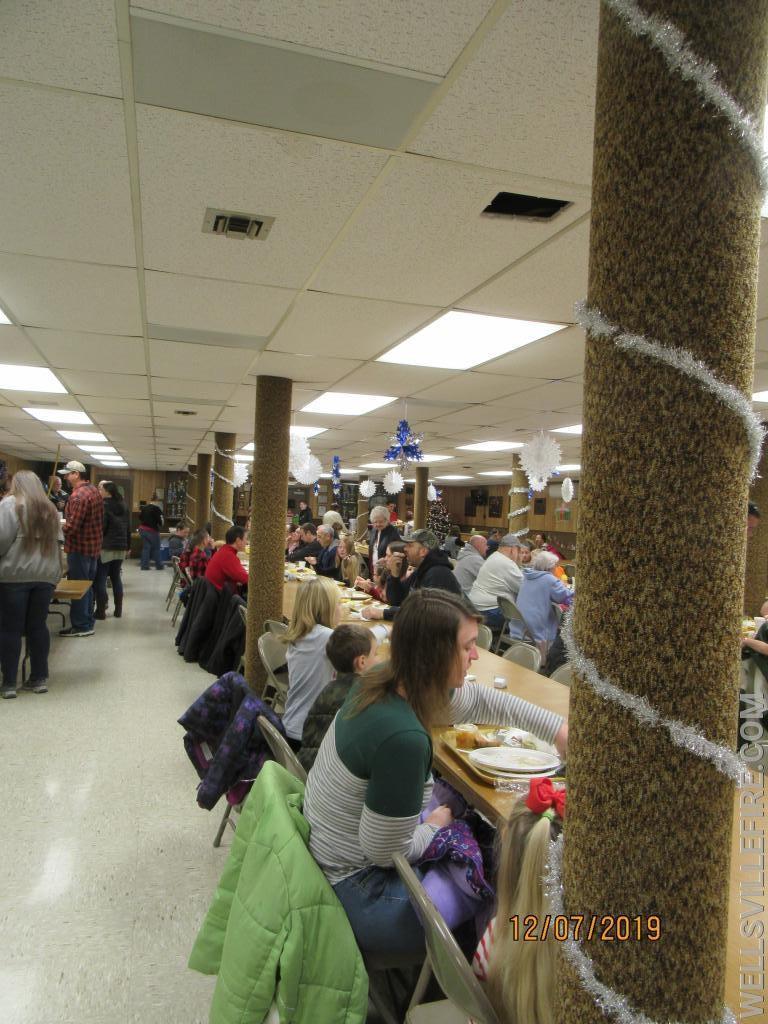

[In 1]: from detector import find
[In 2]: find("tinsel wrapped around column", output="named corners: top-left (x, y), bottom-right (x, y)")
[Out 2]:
top-left (195, 453), bottom-right (212, 533)
top-left (559, 3), bottom-right (768, 1023)
top-left (244, 377), bottom-right (292, 691)
top-left (744, 426), bottom-right (768, 613)
top-left (508, 453), bottom-right (528, 536)
top-left (211, 432), bottom-right (237, 542)
top-left (185, 463), bottom-right (197, 527)
top-left (413, 465), bottom-right (429, 530)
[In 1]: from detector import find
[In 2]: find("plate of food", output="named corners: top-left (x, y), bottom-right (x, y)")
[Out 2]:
top-left (350, 592), bottom-right (370, 601)
top-left (468, 747), bottom-right (560, 774)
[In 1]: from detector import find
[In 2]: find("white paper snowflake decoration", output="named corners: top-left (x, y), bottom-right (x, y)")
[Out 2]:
top-left (288, 435), bottom-right (311, 477)
top-left (427, 483), bottom-right (437, 502)
top-left (562, 477), bottom-right (574, 503)
top-left (233, 461), bottom-right (249, 487)
top-left (383, 469), bottom-right (404, 494)
top-left (293, 454), bottom-right (322, 485)
top-left (359, 479), bottom-right (376, 499)
top-left (519, 432), bottom-right (562, 493)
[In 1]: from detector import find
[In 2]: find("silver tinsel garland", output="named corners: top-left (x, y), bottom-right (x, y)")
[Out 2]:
top-left (211, 467), bottom-right (235, 488)
top-left (210, 502), bottom-right (234, 527)
top-left (561, 609), bottom-right (746, 784)
top-left (605, 0), bottom-right (767, 193)
top-left (576, 302), bottom-right (765, 479)
top-left (544, 836), bottom-right (736, 1024)
top-left (508, 504), bottom-right (530, 519)
top-left (508, 486), bottom-right (529, 495)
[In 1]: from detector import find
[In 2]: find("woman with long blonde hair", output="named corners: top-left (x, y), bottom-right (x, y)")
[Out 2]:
top-left (336, 533), bottom-right (366, 588)
top-left (0, 470), bottom-right (63, 697)
top-left (280, 576), bottom-right (341, 749)
top-left (473, 780), bottom-right (564, 1024)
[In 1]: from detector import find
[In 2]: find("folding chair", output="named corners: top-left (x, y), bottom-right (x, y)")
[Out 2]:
top-left (257, 632), bottom-right (289, 711)
top-left (171, 566), bottom-right (191, 627)
top-left (494, 595), bottom-right (536, 655)
top-left (165, 556), bottom-right (181, 610)
top-left (475, 623), bottom-right (493, 651)
top-left (550, 662), bottom-right (574, 687)
top-left (257, 717), bottom-right (306, 783)
top-left (502, 643), bottom-right (541, 672)
top-left (393, 854), bottom-right (501, 1024)
top-left (263, 619), bottom-right (288, 636)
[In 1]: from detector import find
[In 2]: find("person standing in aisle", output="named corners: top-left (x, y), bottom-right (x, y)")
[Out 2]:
top-left (48, 475), bottom-right (68, 515)
top-left (94, 481), bottom-right (130, 620)
top-left (59, 461), bottom-right (103, 638)
top-left (0, 471), bottom-right (63, 696)
top-left (138, 498), bottom-right (164, 570)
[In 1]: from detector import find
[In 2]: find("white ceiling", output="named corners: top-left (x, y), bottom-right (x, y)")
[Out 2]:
top-left (0, 0), bottom-right (765, 477)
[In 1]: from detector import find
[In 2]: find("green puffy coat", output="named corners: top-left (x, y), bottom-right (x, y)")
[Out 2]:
top-left (189, 762), bottom-right (368, 1023)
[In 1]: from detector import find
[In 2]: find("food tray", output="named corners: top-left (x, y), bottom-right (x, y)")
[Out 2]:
top-left (439, 727), bottom-right (561, 784)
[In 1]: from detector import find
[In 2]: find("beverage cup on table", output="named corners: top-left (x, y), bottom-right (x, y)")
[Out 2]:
top-left (297, 561), bottom-right (305, 569)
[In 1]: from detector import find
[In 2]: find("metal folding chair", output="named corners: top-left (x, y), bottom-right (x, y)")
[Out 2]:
top-left (171, 566), bottom-right (191, 626)
top-left (263, 619), bottom-right (288, 636)
top-left (494, 595), bottom-right (537, 654)
top-left (550, 662), bottom-right (574, 687)
top-left (165, 556), bottom-right (181, 610)
top-left (502, 643), bottom-right (541, 672)
top-left (475, 623), bottom-right (493, 651)
top-left (257, 632), bottom-right (289, 711)
top-left (257, 717), bottom-right (306, 783)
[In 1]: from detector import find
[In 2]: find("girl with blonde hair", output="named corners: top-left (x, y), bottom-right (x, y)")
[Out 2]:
top-left (281, 576), bottom-right (341, 748)
top-left (0, 470), bottom-right (63, 697)
top-left (473, 779), bottom-right (565, 1024)
top-left (336, 533), bottom-right (367, 588)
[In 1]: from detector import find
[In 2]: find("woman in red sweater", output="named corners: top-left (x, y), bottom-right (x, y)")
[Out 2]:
top-left (205, 525), bottom-right (249, 591)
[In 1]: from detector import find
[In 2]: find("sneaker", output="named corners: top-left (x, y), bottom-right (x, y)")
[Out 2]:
top-left (58, 627), bottom-right (95, 637)
top-left (23, 680), bottom-right (48, 694)
top-left (1, 687), bottom-right (17, 699)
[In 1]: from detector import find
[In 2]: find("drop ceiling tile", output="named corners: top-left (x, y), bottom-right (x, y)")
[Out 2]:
top-left (89, 413), bottom-right (153, 427)
top-left (28, 331), bottom-right (146, 374)
top-left (489, 380), bottom-right (583, 413)
top-left (137, 105), bottom-right (387, 287)
top-left (148, 339), bottom-right (255, 382)
top-left (152, 402), bottom-right (220, 419)
top-left (269, 292), bottom-right (440, 360)
top-left (313, 154), bottom-right (587, 305)
top-left (459, 218), bottom-right (590, 323)
top-left (151, 377), bottom-right (232, 402)
top-left (145, 271), bottom-right (294, 336)
top-left (413, 373), bottom-right (536, 404)
top-left (249, 352), bottom-right (363, 387)
top-left (0, 255), bottom-right (142, 335)
top-left (60, 371), bottom-right (149, 400)
top-left (0, 0), bottom-right (122, 95)
top-left (410, 1), bottom-right (598, 182)
top-left (0, 326), bottom-right (43, 364)
top-left (143, 0), bottom-right (494, 76)
top-left (292, 388), bottom-right (323, 410)
top-left (329, 362), bottom-right (455, 397)
top-left (755, 319), bottom-right (768, 354)
top-left (429, 405), bottom-right (515, 427)
top-left (83, 398), bottom-right (151, 415)
top-left (0, 84), bottom-right (134, 265)
top-left (476, 326), bottom-right (585, 379)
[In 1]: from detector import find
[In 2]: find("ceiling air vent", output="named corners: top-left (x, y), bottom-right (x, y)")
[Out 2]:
top-left (202, 207), bottom-right (275, 241)
top-left (482, 192), bottom-right (571, 221)
top-left (174, 409), bottom-right (197, 416)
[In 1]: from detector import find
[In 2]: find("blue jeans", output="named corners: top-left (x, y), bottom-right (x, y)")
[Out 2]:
top-left (95, 558), bottom-right (124, 603)
top-left (67, 552), bottom-right (98, 630)
top-left (0, 581), bottom-right (55, 688)
top-left (139, 528), bottom-right (163, 569)
top-left (333, 865), bottom-right (425, 955)
top-left (482, 607), bottom-right (505, 630)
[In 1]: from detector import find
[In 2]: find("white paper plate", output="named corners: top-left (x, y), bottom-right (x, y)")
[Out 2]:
top-left (468, 747), bottom-right (560, 774)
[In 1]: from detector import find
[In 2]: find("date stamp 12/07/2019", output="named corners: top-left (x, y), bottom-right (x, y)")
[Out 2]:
top-left (508, 915), bottom-right (661, 942)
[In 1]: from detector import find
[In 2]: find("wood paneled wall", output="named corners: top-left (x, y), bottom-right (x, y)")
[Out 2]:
top-left (440, 482), bottom-right (580, 539)
top-left (0, 449), bottom-right (37, 477)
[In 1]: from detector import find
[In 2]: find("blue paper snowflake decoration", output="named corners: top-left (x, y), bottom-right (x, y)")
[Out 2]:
top-left (384, 419), bottom-right (424, 473)
top-left (331, 455), bottom-right (342, 497)
top-left (313, 481), bottom-right (319, 497)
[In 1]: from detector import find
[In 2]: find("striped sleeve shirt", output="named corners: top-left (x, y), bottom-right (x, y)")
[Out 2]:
top-left (303, 683), bottom-right (564, 885)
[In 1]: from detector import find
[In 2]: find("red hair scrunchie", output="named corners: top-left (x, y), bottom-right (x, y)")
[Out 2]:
top-left (525, 777), bottom-right (566, 819)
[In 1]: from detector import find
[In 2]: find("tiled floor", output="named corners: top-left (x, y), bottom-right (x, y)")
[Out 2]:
top-left (1, 565), bottom-right (223, 1024)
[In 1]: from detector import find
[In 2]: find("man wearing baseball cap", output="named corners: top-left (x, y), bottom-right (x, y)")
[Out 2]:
top-left (59, 461), bottom-right (103, 637)
top-left (468, 533), bottom-right (524, 629)
top-left (362, 527), bottom-right (461, 621)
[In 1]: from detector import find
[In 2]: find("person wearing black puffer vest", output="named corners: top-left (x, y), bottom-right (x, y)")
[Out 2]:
top-left (95, 481), bottom-right (131, 620)
top-left (362, 528), bottom-right (462, 622)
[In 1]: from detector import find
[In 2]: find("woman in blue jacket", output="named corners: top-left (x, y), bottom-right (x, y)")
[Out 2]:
top-left (514, 550), bottom-right (573, 646)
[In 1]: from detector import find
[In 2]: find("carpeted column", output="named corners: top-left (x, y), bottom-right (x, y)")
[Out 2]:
top-left (559, 3), bottom-right (768, 1023)
top-left (185, 463), bottom-right (197, 527)
top-left (211, 432), bottom-right (237, 542)
top-left (414, 465), bottom-right (429, 530)
top-left (195, 453), bottom-right (212, 532)
top-left (744, 428), bottom-right (768, 613)
top-left (508, 454), bottom-right (528, 537)
top-left (244, 377), bottom-right (292, 691)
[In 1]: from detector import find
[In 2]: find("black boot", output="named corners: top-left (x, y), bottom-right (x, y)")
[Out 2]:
top-left (95, 595), bottom-right (107, 620)
top-left (113, 595), bottom-right (123, 619)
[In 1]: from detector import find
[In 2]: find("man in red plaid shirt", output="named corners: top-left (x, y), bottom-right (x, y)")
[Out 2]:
top-left (60, 461), bottom-right (104, 637)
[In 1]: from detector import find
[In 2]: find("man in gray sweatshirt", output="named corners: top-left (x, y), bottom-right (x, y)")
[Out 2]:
top-left (453, 534), bottom-right (488, 595)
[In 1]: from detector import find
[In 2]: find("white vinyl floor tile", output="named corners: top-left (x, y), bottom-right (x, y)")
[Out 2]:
top-left (0, 564), bottom-right (224, 1023)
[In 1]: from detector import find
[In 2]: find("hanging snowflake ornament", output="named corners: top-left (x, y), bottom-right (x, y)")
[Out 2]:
top-left (293, 454), bottom-right (322, 485)
top-left (562, 477), bottom-right (574, 503)
top-left (332, 455), bottom-right (342, 496)
top-left (427, 483), bottom-right (437, 502)
top-left (384, 418), bottom-right (424, 473)
top-left (359, 479), bottom-right (376, 499)
top-left (383, 469), bottom-right (404, 494)
top-left (519, 431), bottom-right (562, 493)
top-left (289, 435), bottom-right (311, 478)
top-left (233, 462), bottom-right (249, 487)
top-left (313, 481), bottom-right (319, 496)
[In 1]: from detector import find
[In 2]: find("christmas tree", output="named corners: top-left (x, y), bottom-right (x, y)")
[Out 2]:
top-left (426, 499), bottom-right (451, 544)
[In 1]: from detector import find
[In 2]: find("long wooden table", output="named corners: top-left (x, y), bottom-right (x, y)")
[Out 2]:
top-left (281, 575), bottom-right (390, 632)
top-left (430, 655), bottom-right (765, 1013)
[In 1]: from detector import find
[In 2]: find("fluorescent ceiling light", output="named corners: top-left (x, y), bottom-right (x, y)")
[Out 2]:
top-left (340, 468), bottom-right (361, 474)
top-left (0, 364), bottom-right (66, 393)
top-left (456, 441), bottom-right (523, 452)
top-left (551, 424), bottom-right (583, 435)
top-left (234, 453), bottom-right (253, 462)
top-left (241, 442), bottom-right (255, 452)
top-left (435, 474), bottom-right (472, 480)
top-left (558, 463), bottom-right (581, 471)
top-left (101, 461), bottom-right (127, 467)
top-left (753, 390), bottom-right (768, 402)
top-left (58, 430), bottom-right (107, 442)
top-left (301, 392), bottom-right (396, 416)
top-left (377, 311), bottom-right (564, 370)
top-left (0, 305), bottom-right (11, 325)
top-left (24, 407), bottom-right (92, 425)
top-left (360, 462), bottom-right (395, 469)
top-left (291, 425), bottom-right (327, 438)
top-left (478, 470), bottom-right (515, 477)
top-left (78, 445), bottom-right (117, 454)
top-left (420, 454), bottom-right (453, 463)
